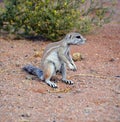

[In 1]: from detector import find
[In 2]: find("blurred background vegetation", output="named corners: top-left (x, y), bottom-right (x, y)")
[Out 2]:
top-left (0, 0), bottom-right (116, 41)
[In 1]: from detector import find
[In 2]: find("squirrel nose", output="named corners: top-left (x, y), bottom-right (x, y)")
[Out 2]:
top-left (84, 38), bottom-right (86, 41)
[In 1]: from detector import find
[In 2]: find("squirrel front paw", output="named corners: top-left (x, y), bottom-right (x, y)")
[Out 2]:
top-left (69, 64), bottom-right (77, 71)
top-left (73, 64), bottom-right (77, 71)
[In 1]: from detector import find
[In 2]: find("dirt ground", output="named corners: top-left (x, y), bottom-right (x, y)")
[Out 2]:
top-left (0, 2), bottom-right (120, 122)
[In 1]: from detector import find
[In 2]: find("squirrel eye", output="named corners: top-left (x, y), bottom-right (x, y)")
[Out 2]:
top-left (76, 36), bottom-right (81, 39)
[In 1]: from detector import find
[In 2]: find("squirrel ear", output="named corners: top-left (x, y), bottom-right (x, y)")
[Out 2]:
top-left (67, 34), bottom-right (72, 39)
top-left (65, 33), bottom-right (72, 40)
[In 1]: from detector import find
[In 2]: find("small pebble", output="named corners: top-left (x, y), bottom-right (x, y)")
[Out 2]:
top-left (0, 62), bottom-right (4, 67)
top-left (109, 58), bottom-right (115, 62)
top-left (12, 70), bottom-right (16, 73)
top-left (25, 55), bottom-right (28, 57)
top-left (19, 119), bottom-right (30, 122)
top-left (115, 105), bottom-right (119, 108)
top-left (21, 113), bottom-right (31, 118)
top-left (25, 75), bottom-right (33, 80)
top-left (83, 107), bottom-right (93, 116)
top-left (73, 89), bottom-right (81, 94)
top-left (58, 95), bottom-right (62, 98)
top-left (16, 61), bottom-right (20, 67)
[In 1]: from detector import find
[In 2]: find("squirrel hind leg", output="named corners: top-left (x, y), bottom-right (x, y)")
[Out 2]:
top-left (44, 63), bottom-right (57, 88)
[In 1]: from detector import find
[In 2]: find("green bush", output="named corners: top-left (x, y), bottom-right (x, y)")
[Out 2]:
top-left (0, 0), bottom-right (114, 41)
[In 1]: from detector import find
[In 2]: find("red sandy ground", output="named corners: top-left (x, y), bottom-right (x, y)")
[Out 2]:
top-left (0, 2), bottom-right (120, 122)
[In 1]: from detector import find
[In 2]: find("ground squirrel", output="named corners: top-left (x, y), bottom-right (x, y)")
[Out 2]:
top-left (23, 32), bottom-right (86, 88)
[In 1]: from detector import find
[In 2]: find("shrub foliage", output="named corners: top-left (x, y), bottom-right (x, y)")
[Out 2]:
top-left (0, 0), bottom-right (114, 41)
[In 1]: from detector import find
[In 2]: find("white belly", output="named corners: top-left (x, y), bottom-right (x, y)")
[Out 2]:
top-left (46, 51), bottom-right (61, 71)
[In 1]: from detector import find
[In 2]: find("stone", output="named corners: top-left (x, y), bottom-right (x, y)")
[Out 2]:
top-left (16, 61), bottom-right (20, 67)
top-left (72, 52), bottom-right (83, 62)
top-left (25, 75), bottom-right (33, 80)
top-left (34, 51), bottom-right (41, 57)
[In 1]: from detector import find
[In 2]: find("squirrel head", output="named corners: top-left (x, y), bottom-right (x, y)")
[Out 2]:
top-left (64, 32), bottom-right (86, 45)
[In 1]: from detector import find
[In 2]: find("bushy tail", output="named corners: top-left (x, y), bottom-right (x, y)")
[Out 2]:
top-left (23, 65), bottom-right (43, 80)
